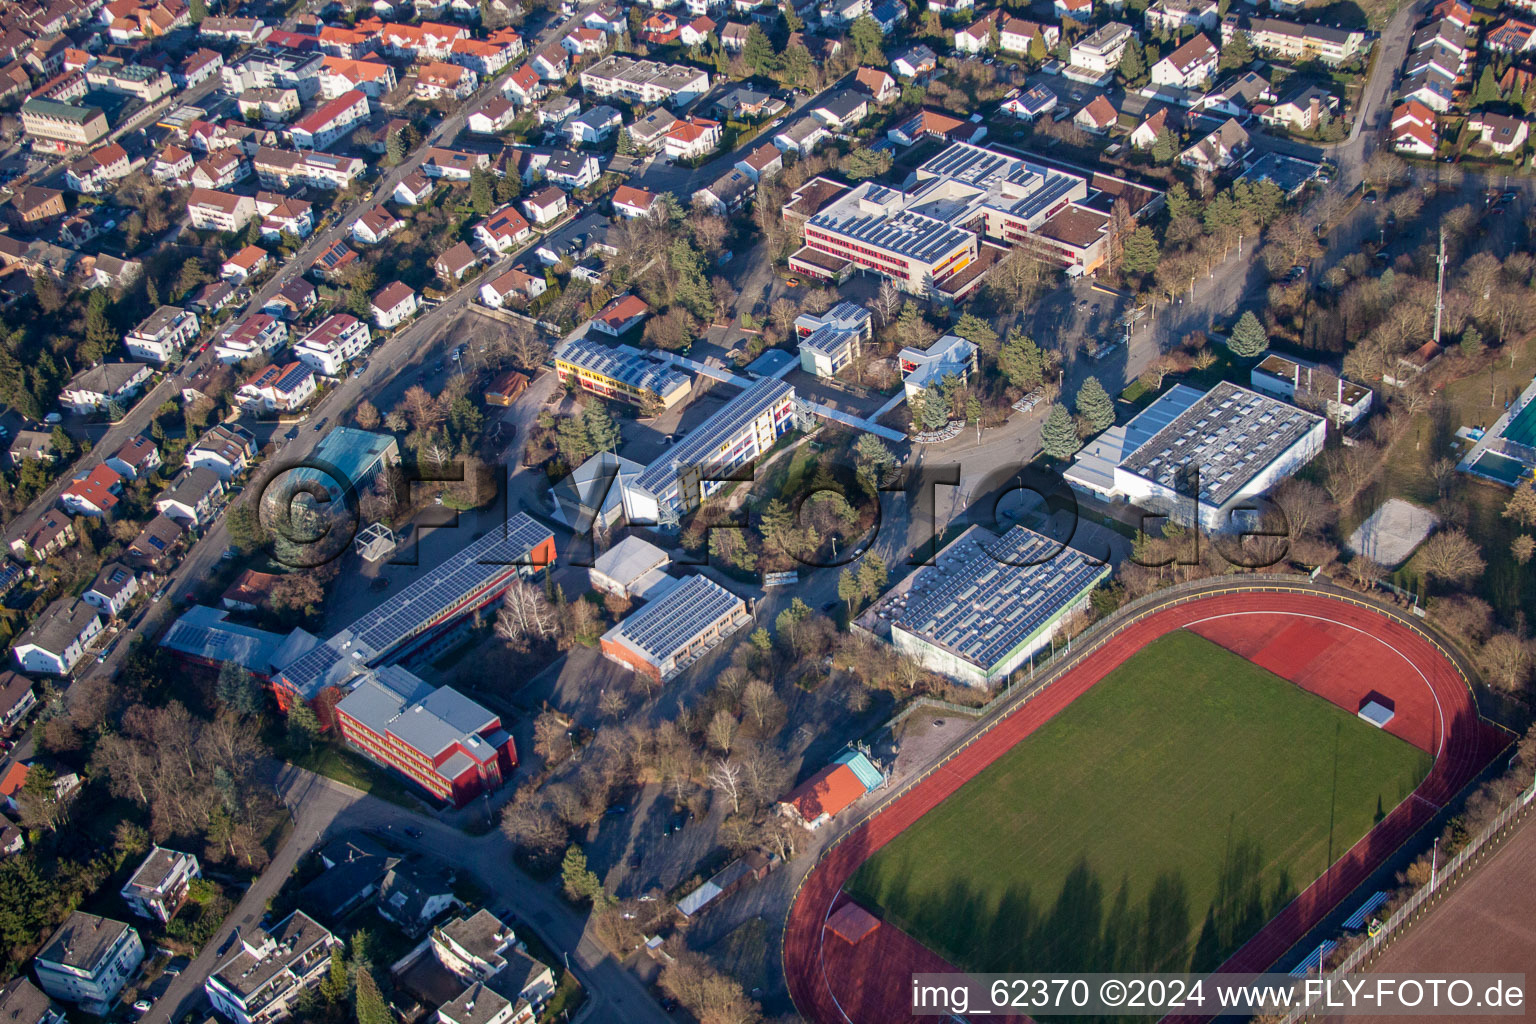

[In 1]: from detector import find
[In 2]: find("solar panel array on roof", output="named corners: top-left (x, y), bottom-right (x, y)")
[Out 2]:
top-left (887, 525), bottom-right (1108, 671)
top-left (278, 514), bottom-right (553, 696)
top-left (1117, 381), bottom-right (1323, 507)
top-left (609, 574), bottom-right (744, 662)
top-left (633, 378), bottom-right (794, 496)
top-left (557, 338), bottom-right (690, 395)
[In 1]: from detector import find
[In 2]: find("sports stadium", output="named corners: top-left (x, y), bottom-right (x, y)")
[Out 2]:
top-left (783, 582), bottom-right (1510, 1023)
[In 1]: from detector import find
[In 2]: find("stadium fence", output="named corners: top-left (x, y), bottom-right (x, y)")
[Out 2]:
top-left (1281, 774), bottom-right (1536, 1023)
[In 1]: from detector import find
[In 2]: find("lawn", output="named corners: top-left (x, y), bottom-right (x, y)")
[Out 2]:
top-left (845, 631), bottom-right (1432, 974)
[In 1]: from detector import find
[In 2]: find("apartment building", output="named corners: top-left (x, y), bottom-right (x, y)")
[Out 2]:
top-left (20, 98), bottom-right (109, 148)
top-left (290, 89), bottom-right (369, 149)
top-left (186, 188), bottom-right (255, 232)
top-left (33, 913), bottom-right (143, 1015)
top-left (214, 313), bottom-right (287, 363)
top-left (125, 305), bottom-right (199, 363)
top-left (1221, 14), bottom-right (1369, 65)
top-left (253, 147), bottom-right (365, 189)
top-left (120, 847), bottom-right (201, 923)
top-left (221, 47), bottom-right (326, 100)
top-left (294, 314), bottom-right (371, 375)
top-left (579, 54), bottom-right (710, 106)
top-left (204, 913), bottom-right (339, 1024)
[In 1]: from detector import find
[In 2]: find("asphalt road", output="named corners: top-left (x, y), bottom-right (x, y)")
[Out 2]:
top-left (145, 764), bottom-right (676, 1024)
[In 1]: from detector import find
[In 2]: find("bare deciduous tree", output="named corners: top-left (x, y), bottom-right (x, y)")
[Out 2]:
top-left (706, 708), bottom-right (737, 755)
top-left (708, 758), bottom-right (743, 814)
top-left (1417, 529), bottom-right (1485, 587)
top-left (1478, 634), bottom-right (1533, 692)
top-left (496, 581), bottom-right (559, 651)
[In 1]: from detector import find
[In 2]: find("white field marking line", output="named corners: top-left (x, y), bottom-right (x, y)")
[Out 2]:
top-left (1184, 610), bottom-right (1447, 759)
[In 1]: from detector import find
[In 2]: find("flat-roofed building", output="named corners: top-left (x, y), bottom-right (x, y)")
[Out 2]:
top-left (204, 912), bottom-right (339, 1024)
top-left (620, 378), bottom-right (798, 525)
top-left (794, 142), bottom-right (1142, 296)
top-left (33, 912), bottom-right (144, 1015)
top-left (554, 338), bottom-right (691, 409)
top-left (866, 524), bottom-right (1110, 687)
top-left (1111, 380), bottom-right (1326, 530)
top-left (1250, 354), bottom-right (1372, 427)
top-left (334, 666), bottom-right (515, 807)
top-left (120, 847), bottom-right (201, 923)
top-left (600, 575), bottom-right (751, 683)
top-left (795, 301), bottom-right (873, 377)
top-left (579, 54), bottom-right (710, 106)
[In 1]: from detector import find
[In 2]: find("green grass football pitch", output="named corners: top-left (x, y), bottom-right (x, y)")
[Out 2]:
top-left (845, 630), bottom-right (1433, 973)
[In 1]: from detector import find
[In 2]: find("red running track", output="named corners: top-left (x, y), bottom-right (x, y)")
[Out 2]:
top-left (783, 589), bottom-right (1510, 1024)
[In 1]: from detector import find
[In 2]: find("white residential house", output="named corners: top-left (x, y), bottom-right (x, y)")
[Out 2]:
top-left (467, 96), bottom-right (517, 135)
top-left (353, 208), bottom-right (404, 245)
top-left (393, 171), bottom-right (435, 205)
top-left (154, 468), bottom-right (226, 527)
top-left (371, 282), bottom-right (419, 328)
top-left (522, 187), bottom-right (568, 226)
top-left (480, 266), bottom-right (548, 307)
top-left (83, 563), bottom-right (139, 618)
top-left (186, 425), bottom-right (258, 481)
top-left (33, 913), bottom-right (143, 1015)
top-left (1468, 111), bottom-right (1530, 154)
top-left (238, 362), bottom-right (317, 413)
top-left (295, 314), bottom-right (372, 375)
top-left (474, 205), bottom-right (534, 252)
top-left (663, 115), bottom-right (723, 160)
top-left (60, 362), bottom-right (152, 415)
top-left (214, 314), bottom-right (288, 363)
top-left (105, 436), bottom-right (161, 481)
top-left (125, 305), bottom-right (199, 363)
top-left (1145, 0), bottom-right (1218, 33)
top-left (12, 600), bottom-right (103, 675)
top-left (120, 848), bottom-right (202, 923)
top-left (563, 104), bottom-right (623, 145)
top-left (203, 913), bottom-right (339, 1024)
top-left (1150, 34), bottom-right (1218, 89)
top-left (1179, 117), bottom-right (1250, 172)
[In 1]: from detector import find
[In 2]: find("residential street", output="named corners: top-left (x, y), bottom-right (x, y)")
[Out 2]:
top-left (146, 765), bottom-right (675, 1024)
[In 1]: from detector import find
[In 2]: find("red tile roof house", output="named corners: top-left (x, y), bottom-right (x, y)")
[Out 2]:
top-left (611, 184), bottom-right (660, 219)
top-left (371, 281), bottom-right (419, 329)
top-left (238, 362), bottom-right (317, 412)
top-left (59, 463), bottom-right (124, 516)
top-left (590, 294), bottom-right (650, 336)
top-left (434, 241), bottom-right (481, 282)
top-left (479, 266), bottom-right (547, 308)
top-left (220, 243), bottom-right (269, 284)
top-left (473, 204), bottom-right (532, 253)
